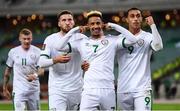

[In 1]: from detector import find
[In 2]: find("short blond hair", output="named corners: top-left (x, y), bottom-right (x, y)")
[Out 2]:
top-left (19, 28), bottom-right (32, 36)
top-left (86, 10), bottom-right (102, 20)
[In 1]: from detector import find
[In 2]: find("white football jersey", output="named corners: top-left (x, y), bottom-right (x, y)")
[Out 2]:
top-left (117, 30), bottom-right (153, 93)
top-left (41, 32), bottom-right (85, 94)
top-left (70, 35), bottom-right (123, 89)
top-left (6, 45), bottom-right (40, 94)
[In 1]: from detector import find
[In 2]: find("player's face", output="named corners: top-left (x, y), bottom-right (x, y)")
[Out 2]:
top-left (88, 16), bottom-right (104, 38)
top-left (126, 10), bottom-right (142, 30)
top-left (58, 14), bottom-right (75, 33)
top-left (19, 34), bottom-right (32, 50)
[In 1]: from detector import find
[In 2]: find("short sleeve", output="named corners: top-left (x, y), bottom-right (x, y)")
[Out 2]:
top-left (6, 49), bottom-right (14, 67)
top-left (40, 38), bottom-right (51, 58)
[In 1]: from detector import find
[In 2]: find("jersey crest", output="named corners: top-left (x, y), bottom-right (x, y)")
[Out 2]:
top-left (30, 54), bottom-right (36, 60)
top-left (101, 39), bottom-right (109, 46)
top-left (137, 39), bottom-right (144, 46)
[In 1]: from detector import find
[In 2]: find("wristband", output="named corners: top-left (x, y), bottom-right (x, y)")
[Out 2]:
top-left (34, 73), bottom-right (38, 78)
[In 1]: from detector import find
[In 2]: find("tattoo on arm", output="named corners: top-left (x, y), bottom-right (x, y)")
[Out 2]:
top-left (3, 67), bottom-right (12, 89)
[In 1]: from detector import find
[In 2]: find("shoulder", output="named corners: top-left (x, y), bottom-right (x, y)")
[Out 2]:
top-left (10, 46), bottom-right (20, 52)
top-left (141, 30), bottom-right (152, 37)
top-left (105, 34), bottom-right (121, 41)
top-left (118, 33), bottom-right (125, 38)
top-left (104, 34), bottom-right (113, 39)
top-left (30, 46), bottom-right (41, 57)
top-left (69, 33), bottom-right (89, 43)
top-left (8, 46), bottom-right (20, 55)
top-left (31, 45), bottom-right (41, 52)
top-left (44, 33), bottom-right (59, 42)
top-left (141, 30), bottom-right (153, 41)
top-left (44, 33), bottom-right (59, 47)
top-left (73, 33), bottom-right (88, 40)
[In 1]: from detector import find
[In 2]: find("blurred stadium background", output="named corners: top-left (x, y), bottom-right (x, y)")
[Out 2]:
top-left (0, 0), bottom-right (180, 110)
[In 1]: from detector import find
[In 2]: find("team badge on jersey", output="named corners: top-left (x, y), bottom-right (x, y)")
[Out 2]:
top-left (101, 39), bottom-right (109, 46)
top-left (85, 43), bottom-right (90, 47)
top-left (137, 39), bottom-right (144, 46)
top-left (30, 54), bottom-right (36, 60)
top-left (41, 44), bottom-right (46, 50)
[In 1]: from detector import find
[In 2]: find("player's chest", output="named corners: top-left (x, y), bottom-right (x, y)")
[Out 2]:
top-left (123, 38), bottom-right (149, 57)
top-left (81, 39), bottom-right (112, 54)
top-left (13, 52), bottom-right (38, 66)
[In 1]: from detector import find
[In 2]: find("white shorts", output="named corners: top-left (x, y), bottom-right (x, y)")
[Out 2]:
top-left (117, 90), bottom-right (152, 111)
top-left (49, 91), bottom-right (81, 110)
top-left (13, 91), bottom-right (40, 111)
top-left (80, 88), bottom-right (115, 110)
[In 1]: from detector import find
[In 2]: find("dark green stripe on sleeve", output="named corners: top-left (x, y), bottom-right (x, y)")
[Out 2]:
top-left (40, 54), bottom-right (50, 58)
top-left (67, 42), bottom-right (72, 53)
top-left (122, 38), bottom-right (127, 48)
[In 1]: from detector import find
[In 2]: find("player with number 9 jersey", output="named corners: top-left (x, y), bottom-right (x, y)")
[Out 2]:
top-left (116, 8), bottom-right (163, 111)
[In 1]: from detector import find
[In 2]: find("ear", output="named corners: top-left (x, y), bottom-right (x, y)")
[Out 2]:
top-left (72, 20), bottom-right (75, 26)
top-left (102, 22), bottom-right (106, 29)
top-left (19, 36), bottom-right (21, 42)
top-left (126, 18), bottom-right (129, 23)
top-left (140, 17), bottom-right (143, 22)
top-left (58, 21), bottom-right (61, 27)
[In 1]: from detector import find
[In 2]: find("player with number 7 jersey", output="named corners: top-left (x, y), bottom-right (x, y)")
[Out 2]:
top-left (54, 11), bottom-right (138, 110)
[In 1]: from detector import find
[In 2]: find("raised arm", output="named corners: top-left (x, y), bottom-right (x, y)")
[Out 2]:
top-left (146, 16), bottom-right (163, 51)
top-left (108, 23), bottom-right (137, 43)
top-left (39, 26), bottom-right (87, 68)
top-left (55, 26), bottom-right (80, 50)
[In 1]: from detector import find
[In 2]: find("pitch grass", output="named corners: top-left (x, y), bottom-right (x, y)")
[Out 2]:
top-left (0, 103), bottom-right (180, 110)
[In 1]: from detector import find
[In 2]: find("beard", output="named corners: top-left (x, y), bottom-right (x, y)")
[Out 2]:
top-left (61, 26), bottom-right (73, 33)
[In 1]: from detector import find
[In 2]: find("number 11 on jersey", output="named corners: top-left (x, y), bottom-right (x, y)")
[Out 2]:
top-left (22, 58), bottom-right (27, 66)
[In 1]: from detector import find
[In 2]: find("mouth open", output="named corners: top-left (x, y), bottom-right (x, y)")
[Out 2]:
top-left (93, 28), bottom-right (101, 33)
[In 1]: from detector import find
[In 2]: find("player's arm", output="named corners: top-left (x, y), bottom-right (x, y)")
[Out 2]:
top-left (107, 23), bottom-right (137, 43)
top-left (43, 26), bottom-right (87, 68)
top-left (54, 26), bottom-right (80, 50)
top-left (3, 66), bottom-right (12, 100)
top-left (54, 26), bottom-right (88, 51)
top-left (38, 48), bottom-right (71, 68)
top-left (3, 49), bottom-right (14, 100)
top-left (146, 16), bottom-right (163, 51)
top-left (40, 54), bottom-right (71, 68)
